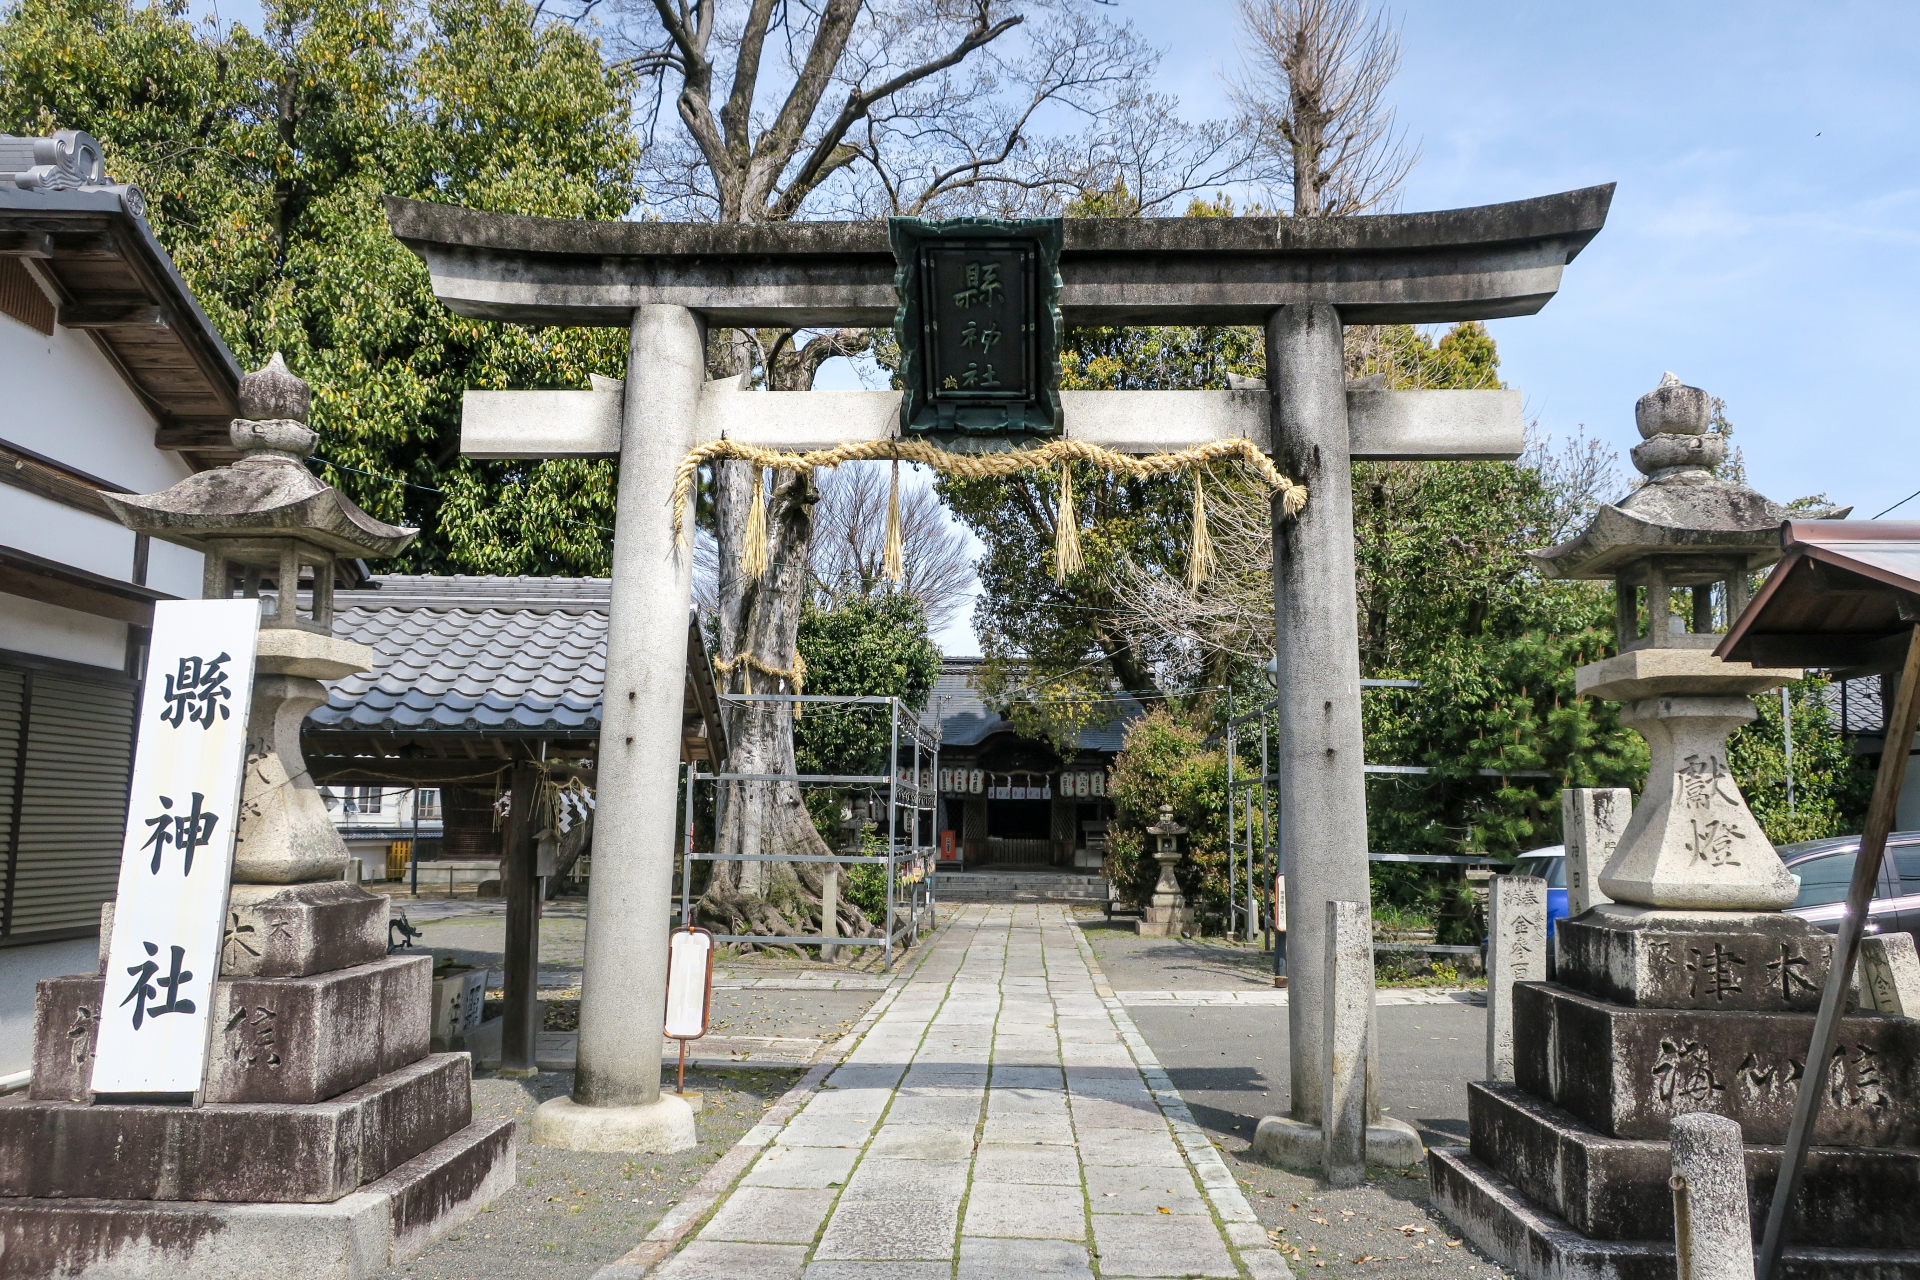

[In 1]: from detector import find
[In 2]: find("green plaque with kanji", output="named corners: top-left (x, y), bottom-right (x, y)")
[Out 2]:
top-left (889, 216), bottom-right (1063, 445)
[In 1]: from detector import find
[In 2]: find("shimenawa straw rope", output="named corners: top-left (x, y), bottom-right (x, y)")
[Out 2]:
top-left (674, 436), bottom-right (1306, 593)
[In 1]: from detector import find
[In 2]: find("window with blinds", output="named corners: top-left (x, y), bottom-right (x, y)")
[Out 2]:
top-left (0, 657), bottom-right (137, 945)
top-left (0, 258), bottom-right (55, 336)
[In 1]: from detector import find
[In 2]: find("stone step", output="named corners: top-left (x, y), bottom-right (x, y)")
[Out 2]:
top-left (1468, 1079), bottom-right (1920, 1249)
top-left (935, 872), bottom-right (1108, 902)
top-left (0, 1054), bottom-right (474, 1205)
top-left (1430, 1145), bottom-right (1920, 1280)
top-left (33, 955), bottom-right (431, 1106)
top-left (0, 1112), bottom-right (515, 1280)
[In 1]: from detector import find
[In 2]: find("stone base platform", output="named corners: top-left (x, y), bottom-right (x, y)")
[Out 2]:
top-left (1250, 1112), bottom-right (1425, 1170)
top-left (0, 1115), bottom-right (515, 1280)
top-left (33, 956), bottom-right (431, 1106)
top-left (1469, 1080), bottom-right (1920, 1248)
top-left (0, 1055), bottom-right (474, 1203)
top-left (1514, 981), bottom-right (1920, 1145)
top-left (1430, 1145), bottom-right (1920, 1280)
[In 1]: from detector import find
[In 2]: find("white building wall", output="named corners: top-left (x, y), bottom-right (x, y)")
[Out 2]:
top-left (0, 291), bottom-right (210, 1080)
top-left (0, 305), bottom-right (205, 668)
top-left (0, 592), bottom-right (127, 670)
top-left (0, 485), bottom-right (140, 581)
top-left (145, 537), bottom-right (205, 601)
top-left (0, 307), bottom-right (197, 492)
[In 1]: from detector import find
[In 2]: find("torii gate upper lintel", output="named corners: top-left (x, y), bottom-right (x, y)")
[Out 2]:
top-left (384, 183), bottom-right (1614, 1156)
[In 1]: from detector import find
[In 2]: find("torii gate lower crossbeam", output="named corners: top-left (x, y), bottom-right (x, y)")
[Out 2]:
top-left (388, 188), bottom-right (1609, 1158)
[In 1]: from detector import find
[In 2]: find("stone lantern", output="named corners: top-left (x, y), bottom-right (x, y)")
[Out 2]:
top-left (1135, 804), bottom-right (1195, 938)
top-left (1531, 372), bottom-right (1846, 909)
top-left (6, 361), bottom-right (511, 1274)
top-left (104, 354), bottom-right (416, 888)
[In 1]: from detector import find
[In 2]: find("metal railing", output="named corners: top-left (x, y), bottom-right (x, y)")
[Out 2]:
top-left (678, 693), bottom-right (940, 970)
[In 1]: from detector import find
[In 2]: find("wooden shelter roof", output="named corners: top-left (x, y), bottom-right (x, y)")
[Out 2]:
top-left (1718, 521), bottom-right (1920, 677)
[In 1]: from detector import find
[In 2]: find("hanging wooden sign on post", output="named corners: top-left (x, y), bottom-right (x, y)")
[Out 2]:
top-left (663, 925), bottom-right (715, 1107)
top-left (91, 598), bottom-right (261, 1100)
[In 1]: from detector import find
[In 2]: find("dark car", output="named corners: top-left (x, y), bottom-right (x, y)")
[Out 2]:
top-left (1781, 831), bottom-right (1920, 946)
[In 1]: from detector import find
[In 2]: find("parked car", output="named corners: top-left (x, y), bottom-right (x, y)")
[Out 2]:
top-left (1780, 831), bottom-right (1920, 948)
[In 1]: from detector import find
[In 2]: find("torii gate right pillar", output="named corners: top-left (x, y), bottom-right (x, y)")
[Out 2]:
top-left (1268, 303), bottom-right (1374, 1127)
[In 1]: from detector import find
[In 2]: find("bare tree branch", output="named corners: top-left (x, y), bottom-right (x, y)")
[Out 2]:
top-left (1230, 0), bottom-right (1418, 216)
top-left (810, 463), bottom-right (978, 630)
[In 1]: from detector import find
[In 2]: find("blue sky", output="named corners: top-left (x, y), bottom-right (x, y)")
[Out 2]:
top-left (1133, 0), bottom-right (1920, 521)
top-left (858, 2), bottom-right (1920, 651)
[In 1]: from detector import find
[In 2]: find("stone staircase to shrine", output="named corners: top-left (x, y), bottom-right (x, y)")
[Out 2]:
top-left (935, 868), bottom-right (1109, 904)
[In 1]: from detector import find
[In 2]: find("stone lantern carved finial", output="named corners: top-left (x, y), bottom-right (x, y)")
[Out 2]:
top-left (229, 352), bottom-right (319, 460)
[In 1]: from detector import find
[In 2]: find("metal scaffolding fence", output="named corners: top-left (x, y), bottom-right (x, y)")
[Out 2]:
top-left (678, 692), bottom-right (940, 969)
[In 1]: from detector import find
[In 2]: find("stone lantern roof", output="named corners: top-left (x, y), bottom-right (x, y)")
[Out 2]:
top-left (1531, 373), bottom-right (1845, 584)
top-left (102, 354), bottom-right (416, 559)
top-left (104, 354), bottom-right (416, 633)
top-left (1530, 373), bottom-right (1846, 659)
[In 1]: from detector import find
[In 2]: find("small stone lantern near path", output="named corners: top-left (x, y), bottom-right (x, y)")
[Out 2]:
top-left (1134, 804), bottom-right (1196, 938)
top-left (104, 354), bottom-right (417, 892)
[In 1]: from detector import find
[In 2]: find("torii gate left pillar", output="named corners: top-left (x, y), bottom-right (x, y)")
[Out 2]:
top-left (387, 187), bottom-right (1612, 1154)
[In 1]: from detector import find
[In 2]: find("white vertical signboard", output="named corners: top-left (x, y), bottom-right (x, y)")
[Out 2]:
top-left (91, 599), bottom-right (261, 1097)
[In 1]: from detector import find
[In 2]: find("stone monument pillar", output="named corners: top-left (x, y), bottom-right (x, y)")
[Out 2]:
top-left (1134, 805), bottom-right (1195, 938)
top-left (0, 357), bottom-right (515, 1278)
top-left (1428, 375), bottom-right (1920, 1278)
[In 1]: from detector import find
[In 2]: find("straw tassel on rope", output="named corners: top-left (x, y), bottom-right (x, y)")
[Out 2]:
top-left (883, 460), bottom-right (905, 584)
top-left (1053, 459), bottom-right (1083, 584)
top-left (741, 464), bottom-right (769, 579)
top-left (1187, 470), bottom-right (1216, 592)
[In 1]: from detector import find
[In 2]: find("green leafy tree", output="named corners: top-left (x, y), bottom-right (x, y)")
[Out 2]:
top-left (0, 0), bottom-right (640, 572)
top-left (1728, 677), bottom-right (1874, 845)
top-left (794, 594), bottom-right (943, 778)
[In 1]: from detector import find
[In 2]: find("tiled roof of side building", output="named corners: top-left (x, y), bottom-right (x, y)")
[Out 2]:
top-left (311, 593), bottom-right (608, 735)
top-left (344, 573), bottom-right (613, 613)
top-left (922, 657), bottom-right (1143, 753)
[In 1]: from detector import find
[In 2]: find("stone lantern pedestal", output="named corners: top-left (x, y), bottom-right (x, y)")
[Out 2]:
top-left (0, 358), bottom-right (514, 1279)
top-left (1134, 806), bottom-right (1195, 938)
top-left (1430, 375), bottom-right (1920, 1276)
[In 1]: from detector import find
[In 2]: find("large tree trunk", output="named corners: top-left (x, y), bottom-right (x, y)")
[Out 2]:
top-left (696, 331), bottom-right (879, 950)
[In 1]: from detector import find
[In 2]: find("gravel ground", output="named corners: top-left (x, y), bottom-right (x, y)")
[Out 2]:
top-left (380, 1067), bottom-right (803, 1280)
top-left (394, 900), bottom-right (587, 976)
top-left (707, 988), bottom-right (880, 1041)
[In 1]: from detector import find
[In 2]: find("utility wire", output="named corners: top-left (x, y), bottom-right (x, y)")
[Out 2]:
top-left (1873, 486), bottom-right (1920, 519)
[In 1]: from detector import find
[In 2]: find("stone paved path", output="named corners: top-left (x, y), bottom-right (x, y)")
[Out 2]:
top-left (650, 904), bottom-right (1291, 1279)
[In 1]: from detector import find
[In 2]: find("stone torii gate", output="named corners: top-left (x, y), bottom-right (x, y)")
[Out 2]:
top-left (386, 185), bottom-right (1613, 1154)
